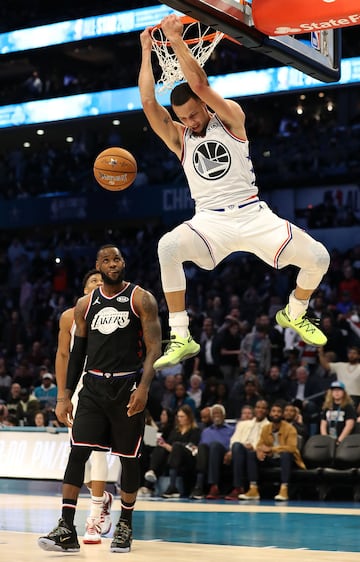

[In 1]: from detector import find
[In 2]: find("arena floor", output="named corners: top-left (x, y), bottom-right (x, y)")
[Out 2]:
top-left (1, 479), bottom-right (359, 561)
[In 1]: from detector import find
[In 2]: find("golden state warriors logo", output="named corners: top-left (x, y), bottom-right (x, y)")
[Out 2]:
top-left (193, 141), bottom-right (231, 180)
top-left (91, 307), bottom-right (130, 334)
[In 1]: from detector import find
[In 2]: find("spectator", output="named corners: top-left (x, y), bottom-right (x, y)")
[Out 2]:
top-left (0, 357), bottom-right (12, 401)
top-left (338, 265), bottom-right (360, 305)
top-left (24, 71), bottom-right (43, 97)
top-left (280, 348), bottom-right (301, 381)
top-left (1, 310), bottom-right (28, 357)
top-left (283, 403), bottom-right (307, 439)
top-left (240, 325), bottom-right (271, 375)
top-left (144, 405), bottom-right (201, 497)
top-left (216, 320), bottom-right (241, 386)
top-left (320, 381), bottom-right (356, 444)
top-left (239, 405), bottom-right (254, 421)
top-left (288, 365), bottom-right (324, 435)
top-left (199, 406), bottom-right (212, 429)
top-left (256, 314), bottom-right (285, 367)
top-left (214, 381), bottom-right (229, 411)
top-left (346, 311), bottom-right (360, 347)
top-left (138, 409), bottom-right (171, 498)
top-left (320, 315), bottom-right (348, 361)
top-left (187, 373), bottom-right (203, 409)
top-left (193, 317), bottom-right (222, 379)
top-left (190, 404), bottom-right (234, 499)
top-left (6, 382), bottom-right (22, 417)
top-left (0, 404), bottom-right (10, 427)
top-left (26, 340), bottom-right (47, 371)
top-left (225, 399), bottom-right (269, 500)
top-left (12, 361), bottom-right (34, 389)
top-left (34, 410), bottom-right (47, 427)
top-left (160, 374), bottom-right (176, 410)
top-left (336, 290), bottom-right (355, 316)
top-left (200, 376), bottom-right (219, 409)
top-left (318, 345), bottom-right (360, 408)
top-left (16, 387), bottom-right (40, 426)
top-left (157, 408), bottom-right (176, 441)
top-left (239, 402), bottom-right (305, 501)
top-left (227, 377), bottom-right (263, 419)
top-left (170, 382), bottom-right (196, 414)
top-left (262, 364), bottom-right (289, 407)
top-left (33, 372), bottom-right (57, 411)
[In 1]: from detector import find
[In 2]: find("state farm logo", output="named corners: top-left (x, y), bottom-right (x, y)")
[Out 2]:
top-left (91, 307), bottom-right (130, 334)
top-left (274, 13), bottom-right (360, 34)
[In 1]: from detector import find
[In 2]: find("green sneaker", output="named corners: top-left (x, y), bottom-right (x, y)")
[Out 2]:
top-left (153, 332), bottom-right (200, 370)
top-left (276, 305), bottom-right (327, 346)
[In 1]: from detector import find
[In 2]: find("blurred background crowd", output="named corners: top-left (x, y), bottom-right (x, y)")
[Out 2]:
top-left (0, 225), bottom-right (359, 434)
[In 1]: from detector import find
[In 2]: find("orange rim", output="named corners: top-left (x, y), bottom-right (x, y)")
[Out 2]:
top-left (150, 15), bottom-right (221, 46)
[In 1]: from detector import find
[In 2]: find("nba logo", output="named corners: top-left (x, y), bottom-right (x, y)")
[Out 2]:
top-left (311, 31), bottom-right (321, 51)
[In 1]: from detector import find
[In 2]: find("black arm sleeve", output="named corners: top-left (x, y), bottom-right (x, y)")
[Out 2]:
top-left (66, 336), bottom-right (88, 393)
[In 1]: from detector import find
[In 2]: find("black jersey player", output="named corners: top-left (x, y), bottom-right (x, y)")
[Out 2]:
top-left (38, 244), bottom-right (161, 553)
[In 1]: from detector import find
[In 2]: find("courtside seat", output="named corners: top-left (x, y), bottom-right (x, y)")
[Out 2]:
top-left (301, 435), bottom-right (336, 468)
top-left (291, 435), bottom-right (336, 500)
top-left (321, 435), bottom-right (360, 500)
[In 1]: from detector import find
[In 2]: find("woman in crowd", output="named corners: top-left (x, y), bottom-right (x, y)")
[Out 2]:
top-left (144, 404), bottom-right (201, 497)
top-left (320, 381), bottom-right (356, 444)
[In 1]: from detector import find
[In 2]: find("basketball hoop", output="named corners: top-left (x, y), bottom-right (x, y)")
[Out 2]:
top-left (150, 16), bottom-right (224, 92)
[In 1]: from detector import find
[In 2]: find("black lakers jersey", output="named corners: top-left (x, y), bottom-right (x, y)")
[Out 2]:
top-left (84, 283), bottom-right (143, 373)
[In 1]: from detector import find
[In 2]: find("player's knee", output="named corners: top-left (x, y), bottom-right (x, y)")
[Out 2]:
top-left (120, 457), bottom-right (140, 494)
top-left (313, 241), bottom-right (330, 275)
top-left (296, 241), bottom-right (330, 290)
top-left (89, 451), bottom-right (108, 481)
top-left (158, 230), bottom-right (183, 265)
top-left (64, 446), bottom-right (92, 488)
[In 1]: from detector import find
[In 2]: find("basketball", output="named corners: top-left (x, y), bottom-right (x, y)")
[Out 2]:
top-left (93, 147), bottom-right (137, 191)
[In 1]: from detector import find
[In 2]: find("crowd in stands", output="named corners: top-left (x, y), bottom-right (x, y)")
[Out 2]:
top-left (0, 0), bottom-right (155, 33)
top-left (1, 115), bottom-right (359, 209)
top-left (1, 225), bottom-right (360, 498)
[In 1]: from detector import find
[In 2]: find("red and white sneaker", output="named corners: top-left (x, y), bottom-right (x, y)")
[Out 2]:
top-left (83, 516), bottom-right (102, 544)
top-left (100, 491), bottom-right (113, 536)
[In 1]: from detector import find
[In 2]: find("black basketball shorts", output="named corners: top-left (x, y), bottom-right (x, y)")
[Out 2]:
top-left (71, 372), bottom-right (145, 457)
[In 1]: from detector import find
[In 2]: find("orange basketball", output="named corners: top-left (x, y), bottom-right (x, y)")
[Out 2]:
top-left (93, 147), bottom-right (137, 191)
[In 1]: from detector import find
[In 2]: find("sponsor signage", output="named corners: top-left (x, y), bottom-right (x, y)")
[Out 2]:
top-left (253, 0), bottom-right (360, 35)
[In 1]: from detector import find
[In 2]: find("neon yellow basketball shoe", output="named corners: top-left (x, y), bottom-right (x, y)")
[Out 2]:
top-left (276, 305), bottom-right (327, 346)
top-left (153, 332), bottom-right (200, 370)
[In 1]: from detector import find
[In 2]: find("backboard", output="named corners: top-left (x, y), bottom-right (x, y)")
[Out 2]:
top-left (160, 0), bottom-right (341, 82)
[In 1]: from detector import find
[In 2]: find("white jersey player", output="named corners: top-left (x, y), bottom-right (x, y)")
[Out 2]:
top-left (139, 14), bottom-right (330, 370)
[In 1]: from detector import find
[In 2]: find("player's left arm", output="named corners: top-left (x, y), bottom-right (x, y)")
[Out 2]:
top-left (127, 287), bottom-right (162, 416)
top-left (161, 14), bottom-right (246, 137)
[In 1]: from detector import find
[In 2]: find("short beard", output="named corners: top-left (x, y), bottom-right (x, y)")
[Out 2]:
top-left (101, 270), bottom-right (124, 286)
top-left (269, 415), bottom-right (282, 424)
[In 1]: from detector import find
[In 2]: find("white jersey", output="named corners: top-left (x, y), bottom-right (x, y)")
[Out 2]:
top-left (181, 113), bottom-right (259, 211)
top-left (70, 319), bottom-right (76, 351)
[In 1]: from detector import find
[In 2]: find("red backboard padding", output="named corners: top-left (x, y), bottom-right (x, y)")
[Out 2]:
top-left (252, 0), bottom-right (360, 35)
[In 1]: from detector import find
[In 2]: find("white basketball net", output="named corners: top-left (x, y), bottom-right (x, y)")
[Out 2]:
top-left (151, 20), bottom-right (224, 92)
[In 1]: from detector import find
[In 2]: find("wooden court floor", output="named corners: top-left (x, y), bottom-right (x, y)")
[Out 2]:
top-left (1, 481), bottom-right (360, 561)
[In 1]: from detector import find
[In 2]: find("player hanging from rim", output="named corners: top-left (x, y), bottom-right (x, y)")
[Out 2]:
top-left (138, 14), bottom-right (330, 371)
top-left (55, 268), bottom-right (113, 545)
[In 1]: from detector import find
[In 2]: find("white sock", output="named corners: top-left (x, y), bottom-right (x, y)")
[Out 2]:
top-left (169, 311), bottom-right (189, 338)
top-left (90, 495), bottom-right (103, 518)
top-left (288, 290), bottom-right (309, 320)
